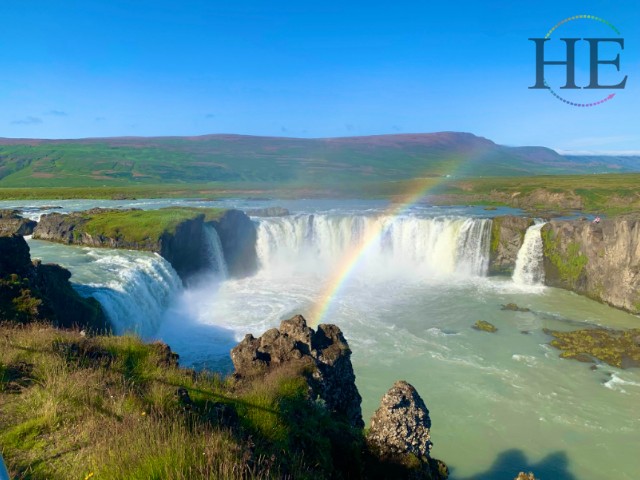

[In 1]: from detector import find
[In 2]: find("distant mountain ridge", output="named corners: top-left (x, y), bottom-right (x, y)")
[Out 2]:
top-left (0, 132), bottom-right (638, 187)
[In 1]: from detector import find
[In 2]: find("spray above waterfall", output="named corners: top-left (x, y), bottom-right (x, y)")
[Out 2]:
top-left (256, 212), bottom-right (492, 325)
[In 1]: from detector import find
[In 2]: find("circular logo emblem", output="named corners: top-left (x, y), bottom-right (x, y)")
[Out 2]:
top-left (543, 15), bottom-right (622, 107)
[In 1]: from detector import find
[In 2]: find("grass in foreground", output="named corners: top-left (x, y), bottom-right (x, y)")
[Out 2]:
top-left (0, 323), bottom-right (362, 479)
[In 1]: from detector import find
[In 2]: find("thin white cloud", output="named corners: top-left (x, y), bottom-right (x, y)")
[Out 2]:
top-left (11, 116), bottom-right (43, 125)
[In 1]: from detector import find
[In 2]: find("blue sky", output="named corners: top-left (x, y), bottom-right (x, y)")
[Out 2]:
top-left (1, 0), bottom-right (638, 152)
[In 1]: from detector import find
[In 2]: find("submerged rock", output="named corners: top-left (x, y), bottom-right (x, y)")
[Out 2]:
top-left (501, 303), bottom-right (531, 312)
top-left (472, 320), bottom-right (498, 333)
top-left (545, 327), bottom-right (640, 369)
top-left (230, 315), bottom-right (364, 428)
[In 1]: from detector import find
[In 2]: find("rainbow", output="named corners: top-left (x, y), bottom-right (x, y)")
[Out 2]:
top-left (307, 147), bottom-right (488, 327)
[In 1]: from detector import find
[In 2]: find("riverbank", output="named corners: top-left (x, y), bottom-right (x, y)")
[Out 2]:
top-left (1, 172), bottom-right (640, 215)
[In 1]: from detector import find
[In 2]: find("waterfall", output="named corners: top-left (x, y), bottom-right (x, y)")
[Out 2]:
top-left (203, 225), bottom-right (228, 279)
top-left (513, 223), bottom-right (546, 286)
top-left (73, 251), bottom-right (182, 337)
top-left (255, 215), bottom-right (492, 278)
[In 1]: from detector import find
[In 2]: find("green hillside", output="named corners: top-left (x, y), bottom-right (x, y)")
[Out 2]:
top-left (1, 132), bottom-right (637, 188)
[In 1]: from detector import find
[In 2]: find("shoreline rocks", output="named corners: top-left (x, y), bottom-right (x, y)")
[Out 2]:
top-left (0, 235), bottom-right (108, 331)
top-left (0, 210), bottom-right (37, 236)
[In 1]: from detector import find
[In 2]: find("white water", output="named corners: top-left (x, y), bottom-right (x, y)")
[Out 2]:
top-left (513, 223), bottom-right (546, 286)
top-left (256, 215), bottom-right (492, 279)
top-left (203, 225), bottom-right (228, 279)
top-left (27, 240), bottom-right (183, 337)
top-left (77, 251), bottom-right (182, 336)
top-left (20, 201), bottom-right (640, 480)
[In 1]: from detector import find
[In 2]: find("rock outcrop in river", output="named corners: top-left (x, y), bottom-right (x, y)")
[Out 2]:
top-left (367, 381), bottom-right (447, 478)
top-left (0, 210), bottom-right (37, 236)
top-left (33, 207), bottom-right (258, 282)
top-left (231, 315), bottom-right (448, 479)
top-left (541, 215), bottom-right (640, 314)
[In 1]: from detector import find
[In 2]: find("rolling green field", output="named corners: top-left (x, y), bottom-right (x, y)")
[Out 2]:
top-left (1, 133), bottom-right (638, 189)
top-left (1, 133), bottom-right (639, 215)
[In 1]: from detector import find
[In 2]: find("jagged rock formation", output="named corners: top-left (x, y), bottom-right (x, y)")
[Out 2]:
top-left (489, 216), bottom-right (534, 275)
top-left (0, 210), bottom-right (37, 236)
top-left (0, 235), bottom-right (108, 331)
top-left (541, 215), bottom-right (640, 314)
top-left (231, 315), bottom-right (364, 428)
top-left (33, 208), bottom-right (258, 281)
top-left (367, 381), bottom-right (433, 458)
top-left (366, 381), bottom-right (448, 480)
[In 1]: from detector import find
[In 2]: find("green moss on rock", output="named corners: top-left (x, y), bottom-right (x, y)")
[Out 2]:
top-left (501, 303), bottom-right (531, 312)
top-left (541, 227), bottom-right (588, 289)
top-left (472, 320), bottom-right (498, 333)
top-left (80, 207), bottom-right (225, 244)
top-left (545, 327), bottom-right (640, 369)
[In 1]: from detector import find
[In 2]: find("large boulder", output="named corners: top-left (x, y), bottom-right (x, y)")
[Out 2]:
top-left (367, 381), bottom-right (433, 458)
top-left (231, 315), bottom-right (363, 428)
top-left (366, 381), bottom-right (448, 479)
top-left (0, 210), bottom-right (37, 236)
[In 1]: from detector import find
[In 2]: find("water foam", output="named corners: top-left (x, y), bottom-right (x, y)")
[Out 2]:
top-left (74, 251), bottom-right (182, 337)
top-left (513, 223), bottom-right (546, 286)
top-left (256, 214), bottom-right (492, 279)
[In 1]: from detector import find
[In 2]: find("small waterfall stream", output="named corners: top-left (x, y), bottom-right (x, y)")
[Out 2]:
top-left (203, 225), bottom-right (228, 279)
top-left (512, 222), bottom-right (546, 286)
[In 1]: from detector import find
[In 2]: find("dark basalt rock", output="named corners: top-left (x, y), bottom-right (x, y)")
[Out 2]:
top-left (366, 381), bottom-right (448, 479)
top-left (230, 314), bottom-right (364, 428)
top-left (210, 209), bottom-right (258, 278)
top-left (33, 208), bottom-right (259, 282)
top-left (0, 235), bottom-right (108, 331)
top-left (367, 381), bottom-right (433, 458)
top-left (0, 210), bottom-right (37, 236)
